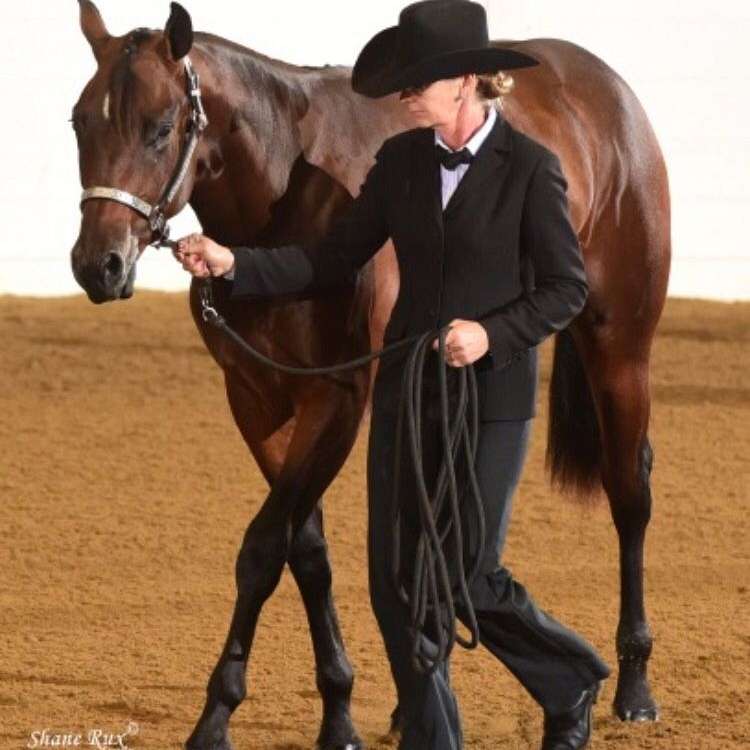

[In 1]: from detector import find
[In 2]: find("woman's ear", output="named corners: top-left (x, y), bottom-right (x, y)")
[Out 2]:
top-left (456, 75), bottom-right (468, 102)
top-left (460, 74), bottom-right (479, 102)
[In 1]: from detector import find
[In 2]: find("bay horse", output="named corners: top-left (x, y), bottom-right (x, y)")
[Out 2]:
top-left (69, 1), bottom-right (670, 747)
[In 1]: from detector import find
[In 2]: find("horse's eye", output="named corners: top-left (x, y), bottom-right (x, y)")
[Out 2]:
top-left (148, 122), bottom-right (174, 148)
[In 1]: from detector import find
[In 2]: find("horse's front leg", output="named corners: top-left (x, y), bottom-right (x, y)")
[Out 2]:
top-left (185, 487), bottom-right (293, 750)
top-left (186, 372), bottom-right (367, 750)
top-left (289, 507), bottom-right (361, 750)
top-left (283, 375), bottom-right (369, 750)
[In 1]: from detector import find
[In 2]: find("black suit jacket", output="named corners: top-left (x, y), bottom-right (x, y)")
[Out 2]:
top-left (228, 110), bottom-right (588, 420)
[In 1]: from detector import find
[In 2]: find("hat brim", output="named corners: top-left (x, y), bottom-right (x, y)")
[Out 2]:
top-left (352, 26), bottom-right (539, 99)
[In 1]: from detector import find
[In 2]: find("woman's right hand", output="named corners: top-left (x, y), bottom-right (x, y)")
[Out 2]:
top-left (173, 233), bottom-right (235, 278)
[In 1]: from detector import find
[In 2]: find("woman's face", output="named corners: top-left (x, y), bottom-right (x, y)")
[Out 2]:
top-left (400, 76), bottom-right (466, 129)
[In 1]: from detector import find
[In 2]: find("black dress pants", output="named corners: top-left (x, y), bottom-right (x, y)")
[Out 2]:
top-left (366, 376), bottom-right (611, 750)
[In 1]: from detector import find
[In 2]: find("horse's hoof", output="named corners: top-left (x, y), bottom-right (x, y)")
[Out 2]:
top-left (613, 655), bottom-right (659, 723)
top-left (615, 705), bottom-right (660, 722)
top-left (316, 724), bottom-right (363, 750)
top-left (185, 726), bottom-right (234, 750)
top-left (613, 688), bottom-right (660, 722)
top-left (185, 739), bottom-right (233, 750)
top-left (316, 740), bottom-right (363, 750)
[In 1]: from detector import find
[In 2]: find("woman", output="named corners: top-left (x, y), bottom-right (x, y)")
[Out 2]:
top-left (175, 2), bottom-right (610, 748)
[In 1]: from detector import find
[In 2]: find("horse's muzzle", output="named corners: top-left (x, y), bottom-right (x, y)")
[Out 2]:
top-left (71, 245), bottom-right (136, 303)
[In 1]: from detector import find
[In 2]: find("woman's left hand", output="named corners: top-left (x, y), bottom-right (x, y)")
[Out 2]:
top-left (432, 319), bottom-right (490, 367)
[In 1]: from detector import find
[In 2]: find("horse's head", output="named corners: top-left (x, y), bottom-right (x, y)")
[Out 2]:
top-left (71, 1), bottom-right (200, 303)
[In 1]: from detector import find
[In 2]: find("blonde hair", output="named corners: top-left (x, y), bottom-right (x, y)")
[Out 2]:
top-left (475, 71), bottom-right (515, 110)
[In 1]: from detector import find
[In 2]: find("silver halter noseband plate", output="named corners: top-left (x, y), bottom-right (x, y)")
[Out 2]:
top-left (79, 56), bottom-right (208, 248)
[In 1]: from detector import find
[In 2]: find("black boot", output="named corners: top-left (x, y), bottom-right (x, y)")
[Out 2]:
top-left (541, 682), bottom-right (601, 750)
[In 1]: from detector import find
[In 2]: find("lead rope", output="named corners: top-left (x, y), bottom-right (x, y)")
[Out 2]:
top-left (394, 331), bottom-right (486, 674)
top-left (199, 277), bottom-right (485, 674)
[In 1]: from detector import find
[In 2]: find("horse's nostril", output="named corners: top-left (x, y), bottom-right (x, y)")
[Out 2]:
top-left (103, 251), bottom-right (123, 278)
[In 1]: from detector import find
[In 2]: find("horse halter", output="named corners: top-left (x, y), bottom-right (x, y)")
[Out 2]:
top-left (79, 56), bottom-right (208, 249)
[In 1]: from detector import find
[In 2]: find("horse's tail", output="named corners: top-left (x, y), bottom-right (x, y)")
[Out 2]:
top-left (546, 328), bottom-right (603, 501)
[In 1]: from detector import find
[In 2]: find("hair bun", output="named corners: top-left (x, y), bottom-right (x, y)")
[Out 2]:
top-left (476, 71), bottom-right (515, 105)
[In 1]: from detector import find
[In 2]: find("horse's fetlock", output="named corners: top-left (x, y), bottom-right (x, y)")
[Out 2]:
top-left (317, 661), bottom-right (354, 701)
top-left (209, 658), bottom-right (247, 710)
top-left (617, 626), bottom-right (653, 662)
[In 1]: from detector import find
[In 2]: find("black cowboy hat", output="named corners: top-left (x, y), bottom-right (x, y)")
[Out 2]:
top-left (351, 0), bottom-right (539, 99)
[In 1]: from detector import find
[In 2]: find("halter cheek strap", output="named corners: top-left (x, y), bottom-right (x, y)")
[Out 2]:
top-left (79, 56), bottom-right (209, 248)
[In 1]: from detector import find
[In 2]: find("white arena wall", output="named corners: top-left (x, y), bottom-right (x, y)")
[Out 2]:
top-left (1, 0), bottom-right (747, 300)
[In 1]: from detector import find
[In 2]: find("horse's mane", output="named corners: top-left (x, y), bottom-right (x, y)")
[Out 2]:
top-left (106, 27), bottom-right (316, 142)
top-left (191, 31), bottom-right (409, 196)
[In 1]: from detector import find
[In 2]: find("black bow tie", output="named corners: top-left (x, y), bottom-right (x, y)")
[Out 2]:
top-left (435, 145), bottom-right (474, 171)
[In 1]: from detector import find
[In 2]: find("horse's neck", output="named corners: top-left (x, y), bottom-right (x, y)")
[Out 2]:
top-left (186, 35), bottom-right (304, 244)
top-left (187, 33), bottom-right (410, 246)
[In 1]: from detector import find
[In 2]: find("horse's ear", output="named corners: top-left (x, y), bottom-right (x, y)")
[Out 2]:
top-left (78, 0), bottom-right (110, 61)
top-left (164, 2), bottom-right (194, 61)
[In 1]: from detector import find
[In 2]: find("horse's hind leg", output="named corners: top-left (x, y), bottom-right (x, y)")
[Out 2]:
top-left (288, 507), bottom-right (360, 749)
top-left (576, 328), bottom-right (660, 721)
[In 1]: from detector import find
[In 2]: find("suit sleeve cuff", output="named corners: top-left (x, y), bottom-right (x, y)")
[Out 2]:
top-left (477, 318), bottom-right (514, 371)
top-left (226, 246), bottom-right (261, 299)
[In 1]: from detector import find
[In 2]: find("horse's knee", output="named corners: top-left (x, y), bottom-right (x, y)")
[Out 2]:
top-left (235, 521), bottom-right (289, 599)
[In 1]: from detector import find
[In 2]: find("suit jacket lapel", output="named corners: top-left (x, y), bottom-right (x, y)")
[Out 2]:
top-left (443, 111), bottom-right (513, 217)
top-left (411, 127), bottom-right (445, 249)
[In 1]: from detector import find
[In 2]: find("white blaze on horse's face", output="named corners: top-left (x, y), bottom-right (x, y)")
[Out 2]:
top-left (102, 92), bottom-right (110, 122)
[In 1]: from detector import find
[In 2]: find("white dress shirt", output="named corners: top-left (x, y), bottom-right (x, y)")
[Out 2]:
top-left (435, 105), bottom-right (497, 210)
